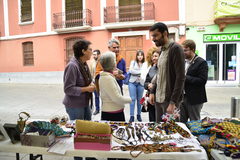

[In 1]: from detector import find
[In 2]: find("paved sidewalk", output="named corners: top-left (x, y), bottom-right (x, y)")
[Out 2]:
top-left (0, 84), bottom-right (240, 160)
top-left (1, 84), bottom-right (240, 124)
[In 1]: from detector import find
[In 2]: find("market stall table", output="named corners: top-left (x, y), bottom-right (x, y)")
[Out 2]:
top-left (0, 122), bottom-right (208, 160)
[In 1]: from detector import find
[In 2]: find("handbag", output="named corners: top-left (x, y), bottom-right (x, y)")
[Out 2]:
top-left (140, 93), bottom-right (149, 112)
top-left (123, 72), bottom-right (131, 85)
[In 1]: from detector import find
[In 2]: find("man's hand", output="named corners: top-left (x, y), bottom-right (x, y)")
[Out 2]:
top-left (166, 103), bottom-right (176, 114)
top-left (149, 93), bottom-right (155, 105)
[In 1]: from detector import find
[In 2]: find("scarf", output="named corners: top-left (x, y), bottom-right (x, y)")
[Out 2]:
top-left (78, 58), bottom-right (93, 108)
top-left (78, 58), bottom-right (92, 86)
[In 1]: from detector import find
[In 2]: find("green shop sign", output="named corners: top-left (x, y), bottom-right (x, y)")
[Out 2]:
top-left (203, 33), bottom-right (240, 42)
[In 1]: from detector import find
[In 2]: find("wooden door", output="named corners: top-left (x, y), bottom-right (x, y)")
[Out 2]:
top-left (119, 36), bottom-right (143, 70)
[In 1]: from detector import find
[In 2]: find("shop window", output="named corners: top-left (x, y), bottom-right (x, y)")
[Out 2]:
top-left (20, 0), bottom-right (32, 22)
top-left (22, 42), bottom-right (34, 66)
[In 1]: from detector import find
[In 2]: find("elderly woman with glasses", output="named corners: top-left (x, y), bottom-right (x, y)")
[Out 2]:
top-left (99, 51), bottom-right (132, 121)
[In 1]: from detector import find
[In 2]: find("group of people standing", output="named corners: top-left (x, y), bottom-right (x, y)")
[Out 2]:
top-left (62, 22), bottom-right (208, 160)
top-left (62, 21), bottom-right (208, 127)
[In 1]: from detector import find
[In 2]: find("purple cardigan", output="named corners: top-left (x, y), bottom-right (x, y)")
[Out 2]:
top-left (63, 57), bottom-right (91, 108)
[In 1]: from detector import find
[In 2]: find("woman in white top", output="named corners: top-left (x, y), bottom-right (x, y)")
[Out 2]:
top-left (99, 51), bottom-right (132, 121)
top-left (128, 50), bottom-right (145, 122)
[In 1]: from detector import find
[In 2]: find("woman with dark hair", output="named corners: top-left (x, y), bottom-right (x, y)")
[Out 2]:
top-left (144, 49), bottom-right (161, 122)
top-left (63, 39), bottom-right (95, 121)
top-left (128, 50), bottom-right (145, 122)
top-left (63, 39), bottom-right (96, 160)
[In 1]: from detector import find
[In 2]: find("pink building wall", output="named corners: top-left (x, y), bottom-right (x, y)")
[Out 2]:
top-left (86, 0), bottom-right (101, 27)
top-left (51, 0), bottom-right (62, 30)
top-left (149, 0), bottom-right (179, 21)
top-left (0, 36), bottom-right (64, 72)
top-left (8, 0), bottom-right (47, 36)
top-left (0, 0), bottom-right (5, 37)
top-left (0, 0), bottom-right (184, 74)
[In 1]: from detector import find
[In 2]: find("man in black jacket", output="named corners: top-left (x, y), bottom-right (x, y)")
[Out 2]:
top-left (180, 39), bottom-right (208, 123)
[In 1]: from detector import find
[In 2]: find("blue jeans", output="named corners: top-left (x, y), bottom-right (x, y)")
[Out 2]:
top-left (128, 82), bottom-right (144, 116)
top-left (94, 90), bottom-right (100, 111)
top-left (65, 106), bottom-right (91, 121)
top-left (65, 106), bottom-right (92, 160)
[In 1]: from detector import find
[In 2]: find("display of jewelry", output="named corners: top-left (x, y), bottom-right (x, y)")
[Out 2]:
top-left (110, 121), bottom-right (202, 158)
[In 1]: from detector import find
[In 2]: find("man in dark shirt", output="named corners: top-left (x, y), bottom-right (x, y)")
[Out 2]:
top-left (180, 39), bottom-right (208, 123)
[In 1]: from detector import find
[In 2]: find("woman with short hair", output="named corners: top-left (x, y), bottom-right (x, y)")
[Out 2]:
top-left (99, 51), bottom-right (131, 121)
top-left (63, 39), bottom-right (96, 160)
top-left (63, 39), bottom-right (95, 121)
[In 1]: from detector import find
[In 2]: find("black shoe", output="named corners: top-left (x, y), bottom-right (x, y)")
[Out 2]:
top-left (137, 115), bottom-right (142, 122)
top-left (129, 116), bottom-right (134, 122)
top-left (93, 110), bottom-right (99, 115)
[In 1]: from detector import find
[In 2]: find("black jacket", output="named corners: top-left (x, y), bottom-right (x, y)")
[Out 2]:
top-left (144, 65), bottom-right (158, 91)
top-left (185, 55), bottom-right (208, 105)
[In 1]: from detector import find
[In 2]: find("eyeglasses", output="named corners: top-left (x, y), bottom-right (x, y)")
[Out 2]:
top-left (112, 46), bottom-right (119, 49)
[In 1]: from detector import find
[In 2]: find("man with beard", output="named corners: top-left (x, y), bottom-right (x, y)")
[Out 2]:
top-left (180, 39), bottom-right (208, 123)
top-left (149, 22), bottom-right (185, 122)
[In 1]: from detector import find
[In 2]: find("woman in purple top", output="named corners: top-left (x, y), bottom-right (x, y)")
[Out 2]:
top-left (63, 39), bottom-right (95, 121)
top-left (63, 39), bottom-right (96, 160)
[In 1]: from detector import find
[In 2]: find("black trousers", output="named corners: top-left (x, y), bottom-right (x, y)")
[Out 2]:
top-left (101, 111), bottom-right (125, 121)
top-left (147, 102), bottom-right (156, 122)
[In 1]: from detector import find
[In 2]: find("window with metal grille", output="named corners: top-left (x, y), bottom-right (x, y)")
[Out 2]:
top-left (65, 0), bottom-right (83, 27)
top-left (119, 0), bottom-right (141, 22)
top-left (22, 42), bottom-right (34, 66)
top-left (20, 0), bottom-right (32, 22)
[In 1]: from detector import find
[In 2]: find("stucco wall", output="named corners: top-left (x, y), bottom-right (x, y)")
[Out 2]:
top-left (186, 0), bottom-right (215, 25)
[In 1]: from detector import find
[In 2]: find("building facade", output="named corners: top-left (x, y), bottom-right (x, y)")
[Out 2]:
top-left (0, 0), bottom-right (186, 83)
top-left (186, 0), bottom-right (240, 86)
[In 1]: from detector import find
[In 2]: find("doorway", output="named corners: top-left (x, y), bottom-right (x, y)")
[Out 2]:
top-left (118, 36), bottom-right (143, 69)
top-left (206, 43), bottom-right (239, 84)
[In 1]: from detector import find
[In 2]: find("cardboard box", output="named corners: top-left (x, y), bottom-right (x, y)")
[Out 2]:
top-left (74, 133), bottom-right (111, 151)
top-left (20, 132), bottom-right (55, 147)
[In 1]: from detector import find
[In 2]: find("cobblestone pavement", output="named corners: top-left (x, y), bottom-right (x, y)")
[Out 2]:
top-left (0, 84), bottom-right (240, 160)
